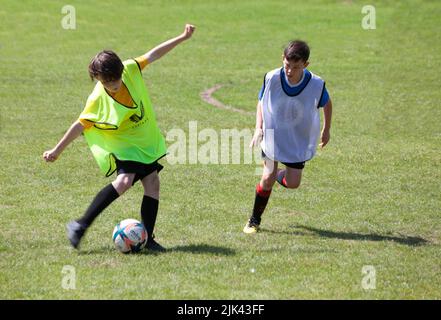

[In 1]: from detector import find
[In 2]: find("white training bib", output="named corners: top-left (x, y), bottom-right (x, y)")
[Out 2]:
top-left (261, 68), bottom-right (325, 163)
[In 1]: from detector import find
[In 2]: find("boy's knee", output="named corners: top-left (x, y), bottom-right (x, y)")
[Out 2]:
top-left (142, 173), bottom-right (160, 190)
top-left (283, 169), bottom-right (302, 189)
top-left (113, 175), bottom-right (133, 194)
top-left (286, 181), bottom-right (301, 189)
top-left (285, 177), bottom-right (301, 189)
top-left (150, 176), bottom-right (160, 191)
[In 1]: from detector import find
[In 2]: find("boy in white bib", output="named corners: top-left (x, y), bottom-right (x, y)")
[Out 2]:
top-left (244, 40), bottom-right (333, 234)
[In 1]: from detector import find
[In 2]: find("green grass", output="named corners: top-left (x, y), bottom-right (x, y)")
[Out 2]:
top-left (1, 0), bottom-right (440, 299)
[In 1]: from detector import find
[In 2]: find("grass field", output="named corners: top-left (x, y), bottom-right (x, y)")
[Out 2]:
top-left (0, 0), bottom-right (440, 299)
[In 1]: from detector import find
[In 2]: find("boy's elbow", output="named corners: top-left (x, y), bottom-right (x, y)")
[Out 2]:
top-left (74, 120), bottom-right (86, 133)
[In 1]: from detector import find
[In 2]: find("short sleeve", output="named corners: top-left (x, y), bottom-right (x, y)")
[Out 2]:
top-left (258, 73), bottom-right (268, 101)
top-left (78, 118), bottom-right (94, 129)
top-left (318, 85), bottom-right (330, 108)
top-left (134, 56), bottom-right (149, 72)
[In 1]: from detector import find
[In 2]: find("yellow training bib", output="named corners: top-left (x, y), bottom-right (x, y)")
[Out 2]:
top-left (79, 59), bottom-right (166, 176)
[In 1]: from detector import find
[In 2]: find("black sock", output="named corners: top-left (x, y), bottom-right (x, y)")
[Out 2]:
top-left (77, 184), bottom-right (119, 228)
top-left (141, 196), bottom-right (159, 241)
top-left (251, 184), bottom-right (272, 224)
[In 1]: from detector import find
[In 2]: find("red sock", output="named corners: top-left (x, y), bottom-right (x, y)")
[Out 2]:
top-left (276, 170), bottom-right (288, 188)
top-left (256, 183), bottom-right (272, 197)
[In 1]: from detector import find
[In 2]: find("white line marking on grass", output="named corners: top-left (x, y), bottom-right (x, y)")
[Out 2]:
top-left (200, 84), bottom-right (254, 116)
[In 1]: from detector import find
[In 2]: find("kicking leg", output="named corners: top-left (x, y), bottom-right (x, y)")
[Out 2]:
top-left (67, 173), bottom-right (135, 249)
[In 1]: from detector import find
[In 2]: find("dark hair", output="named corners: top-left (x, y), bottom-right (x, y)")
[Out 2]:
top-left (88, 50), bottom-right (124, 81)
top-left (284, 40), bottom-right (310, 62)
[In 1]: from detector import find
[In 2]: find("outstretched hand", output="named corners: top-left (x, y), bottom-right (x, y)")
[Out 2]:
top-left (43, 148), bottom-right (59, 162)
top-left (181, 24), bottom-right (196, 40)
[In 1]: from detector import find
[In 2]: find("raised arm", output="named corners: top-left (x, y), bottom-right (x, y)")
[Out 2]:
top-left (143, 24), bottom-right (195, 64)
top-left (43, 120), bottom-right (85, 162)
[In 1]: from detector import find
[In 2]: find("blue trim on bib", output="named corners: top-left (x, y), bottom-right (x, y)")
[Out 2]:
top-left (280, 68), bottom-right (312, 97)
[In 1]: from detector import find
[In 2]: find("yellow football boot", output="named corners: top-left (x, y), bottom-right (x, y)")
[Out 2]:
top-left (243, 219), bottom-right (260, 234)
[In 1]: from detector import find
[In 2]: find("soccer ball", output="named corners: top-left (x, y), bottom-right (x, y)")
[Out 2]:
top-left (112, 219), bottom-right (148, 253)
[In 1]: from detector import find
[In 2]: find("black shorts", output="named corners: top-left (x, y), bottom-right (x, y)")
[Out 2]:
top-left (261, 151), bottom-right (305, 170)
top-left (115, 159), bottom-right (164, 185)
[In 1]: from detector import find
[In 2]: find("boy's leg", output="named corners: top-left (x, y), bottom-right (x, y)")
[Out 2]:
top-left (140, 171), bottom-right (165, 251)
top-left (276, 167), bottom-right (303, 189)
top-left (244, 160), bottom-right (278, 234)
top-left (67, 173), bottom-right (135, 249)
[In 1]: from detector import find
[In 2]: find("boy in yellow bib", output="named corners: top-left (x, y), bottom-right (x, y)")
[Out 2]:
top-left (43, 24), bottom-right (196, 251)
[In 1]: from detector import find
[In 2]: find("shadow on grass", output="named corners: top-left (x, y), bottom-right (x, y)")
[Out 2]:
top-left (77, 243), bottom-right (236, 256)
top-left (288, 225), bottom-right (430, 247)
top-left (169, 243), bottom-right (236, 256)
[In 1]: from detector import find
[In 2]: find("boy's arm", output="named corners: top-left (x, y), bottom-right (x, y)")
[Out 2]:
top-left (43, 120), bottom-right (85, 162)
top-left (143, 24), bottom-right (195, 64)
top-left (320, 98), bottom-right (332, 149)
top-left (250, 101), bottom-right (263, 147)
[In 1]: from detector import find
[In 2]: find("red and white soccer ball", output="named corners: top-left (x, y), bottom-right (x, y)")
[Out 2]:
top-left (112, 219), bottom-right (147, 253)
